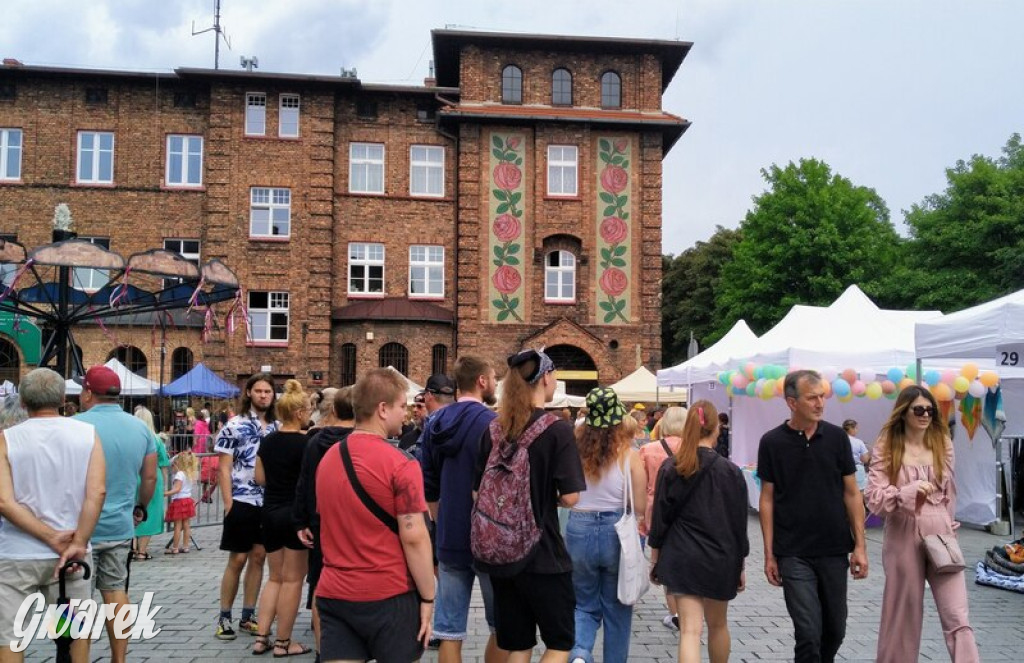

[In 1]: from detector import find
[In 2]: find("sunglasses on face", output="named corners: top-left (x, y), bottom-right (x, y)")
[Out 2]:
top-left (910, 405), bottom-right (936, 417)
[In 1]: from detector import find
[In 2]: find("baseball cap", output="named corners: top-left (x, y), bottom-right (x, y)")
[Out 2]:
top-left (424, 374), bottom-right (455, 396)
top-left (74, 366), bottom-right (121, 397)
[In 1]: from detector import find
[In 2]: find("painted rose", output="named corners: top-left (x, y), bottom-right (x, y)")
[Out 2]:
top-left (600, 216), bottom-right (629, 245)
top-left (492, 265), bottom-right (522, 294)
top-left (492, 214), bottom-right (521, 242)
top-left (600, 165), bottom-right (629, 194)
top-left (493, 163), bottom-right (522, 191)
top-left (613, 138), bottom-right (628, 153)
top-left (507, 137), bottom-right (521, 149)
top-left (599, 267), bottom-right (628, 297)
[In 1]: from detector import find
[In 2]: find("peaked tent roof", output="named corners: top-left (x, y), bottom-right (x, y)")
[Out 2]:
top-left (609, 366), bottom-right (687, 403)
top-left (383, 366), bottom-right (425, 405)
top-left (658, 320), bottom-right (759, 387)
top-left (65, 358), bottom-right (162, 396)
top-left (161, 362), bottom-right (240, 398)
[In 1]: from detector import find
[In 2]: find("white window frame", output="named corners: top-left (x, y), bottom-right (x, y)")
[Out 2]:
top-left (76, 131), bottom-right (114, 184)
top-left (547, 145), bottom-right (578, 197)
top-left (249, 187), bottom-right (292, 238)
top-left (348, 243), bottom-right (385, 295)
top-left (0, 129), bottom-right (22, 181)
top-left (248, 291), bottom-right (290, 343)
top-left (245, 92), bottom-right (267, 136)
top-left (73, 237), bottom-right (110, 291)
top-left (545, 250), bottom-right (576, 303)
top-left (409, 145), bottom-right (444, 197)
top-left (349, 142), bottom-right (385, 194)
top-left (165, 135), bottom-right (203, 187)
top-left (162, 238), bottom-right (201, 288)
top-left (279, 94), bottom-right (300, 138)
top-left (409, 245), bottom-right (444, 298)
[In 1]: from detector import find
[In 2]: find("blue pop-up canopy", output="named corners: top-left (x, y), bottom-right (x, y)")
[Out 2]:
top-left (161, 362), bottom-right (239, 398)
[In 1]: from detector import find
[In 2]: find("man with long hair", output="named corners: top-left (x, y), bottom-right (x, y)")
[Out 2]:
top-left (213, 373), bottom-right (278, 640)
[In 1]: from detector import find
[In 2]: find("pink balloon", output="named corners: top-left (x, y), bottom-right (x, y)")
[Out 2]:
top-left (851, 380), bottom-right (866, 396)
top-left (941, 369), bottom-right (957, 386)
top-left (731, 374), bottom-right (749, 389)
top-left (744, 362), bottom-right (756, 379)
top-left (881, 380), bottom-right (896, 394)
top-left (841, 368), bottom-right (858, 384)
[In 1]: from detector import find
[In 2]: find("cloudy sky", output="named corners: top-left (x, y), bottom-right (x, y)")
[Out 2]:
top-left (3, 0), bottom-right (1021, 254)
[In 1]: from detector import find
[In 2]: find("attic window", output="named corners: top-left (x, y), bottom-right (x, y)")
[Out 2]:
top-left (0, 81), bottom-right (14, 101)
top-left (356, 100), bottom-right (378, 120)
top-left (416, 105), bottom-right (435, 122)
top-left (173, 91), bottom-right (198, 108)
top-left (85, 87), bottom-right (108, 104)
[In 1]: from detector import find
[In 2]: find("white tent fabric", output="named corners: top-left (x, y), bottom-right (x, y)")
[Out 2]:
top-left (609, 366), bottom-right (686, 403)
top-left (658, 320), bottom-right (759, 387)
top-left (65, 358), bottom-right (163, 396)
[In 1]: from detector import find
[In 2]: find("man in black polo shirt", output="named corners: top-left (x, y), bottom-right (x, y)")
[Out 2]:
top-left (757, 369), bottom-right (868, 663)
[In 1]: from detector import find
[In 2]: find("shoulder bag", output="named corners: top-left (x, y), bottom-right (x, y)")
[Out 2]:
top-left (339, 438), bottom-right (398, 534)
top-left (615, 453), bottom-right (650, 605)
top-left (922, 531), bottom-right (965, 573)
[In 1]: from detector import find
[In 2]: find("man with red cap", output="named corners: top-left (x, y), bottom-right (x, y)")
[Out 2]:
top-left (75, 365), bottom-right (157, 663)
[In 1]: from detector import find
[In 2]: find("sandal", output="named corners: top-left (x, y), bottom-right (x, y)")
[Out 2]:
top-left (252, 634), bottom-right (272, 656)
top-left (163, 548), bottom-right (177, 555)
top-left (179, 547), bottom-right (190, 554)
top-left (273, 639), bottom-right (311, 658)
top-left (134, 552), bottom-right (153, 561)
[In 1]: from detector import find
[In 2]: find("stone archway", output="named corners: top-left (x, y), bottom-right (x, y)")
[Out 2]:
top-left (544, 344), bottom-right (598, 396)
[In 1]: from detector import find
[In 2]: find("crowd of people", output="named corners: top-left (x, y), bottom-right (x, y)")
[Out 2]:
top-left (0, 355), bottom-right (984, 663)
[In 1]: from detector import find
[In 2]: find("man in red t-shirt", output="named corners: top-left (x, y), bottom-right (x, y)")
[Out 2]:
top-left (316, 368), bottom-right (435, 662)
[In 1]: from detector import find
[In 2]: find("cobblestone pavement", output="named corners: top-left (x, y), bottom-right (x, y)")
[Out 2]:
top-left (18, 515), bottom-right (1024, 662)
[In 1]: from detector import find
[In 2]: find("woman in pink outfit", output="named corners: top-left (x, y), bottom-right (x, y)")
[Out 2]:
top-left (865, 385), bottom-right (979, 663)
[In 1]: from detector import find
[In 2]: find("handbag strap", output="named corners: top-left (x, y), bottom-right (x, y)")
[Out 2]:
top-left (620, 452), bottom-right (635, 514)
top-left (659, 438), bottom-right (672, 457)
top-left (339, 438), bottom-right (398, 534)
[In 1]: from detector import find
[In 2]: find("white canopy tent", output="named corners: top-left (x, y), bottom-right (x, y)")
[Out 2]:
top-left (657, 319), bottom-right (759, 387)
top-left (609, 366), bottom-right (686, 404)
top-left (65, 358), bottom-right (163, 396)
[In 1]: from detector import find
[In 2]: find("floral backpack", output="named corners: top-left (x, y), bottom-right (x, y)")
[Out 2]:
top-left (470, 413), bottom-right (558, 577)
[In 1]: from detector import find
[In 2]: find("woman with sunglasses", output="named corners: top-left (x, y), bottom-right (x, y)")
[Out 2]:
top-left (865, 386), bottom-right (979, 662)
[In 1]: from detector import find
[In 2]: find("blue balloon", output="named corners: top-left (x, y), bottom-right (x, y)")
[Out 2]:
top-left (923, 370), bottom-right (941, 387)
top-left (832, 378), bottom-right (852, 398)
top-left (886, 367), bottom-right (904, 383)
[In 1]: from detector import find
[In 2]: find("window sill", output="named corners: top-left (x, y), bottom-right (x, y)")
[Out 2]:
top-left (408, 192), bottom-right (445, 200)
top-left (347, 293), bottom-right (386, 300)
top-left (544, 194), bottom-right (581, 201)
top-left (347, 190), bottom-right (387, 197)
top-left (545, 299), bottom-right (577, 305)
top-left (245, 341), bottom-right (289, 348)
top-left (162, 184), bottom-right (206, 192)
top-left (0, 179), bottom-right (23, 185)
top-left (408, 295), bottom-right (445, 302)
top-left (71, 181), bottom-right (116, 188)
top-left (248, 235), bottom-right (291, 243)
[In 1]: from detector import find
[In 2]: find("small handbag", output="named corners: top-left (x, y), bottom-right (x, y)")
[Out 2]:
top-left (614, 455), bottom-right (650, 605)
top-left (922, 532), bottom-right (965, 573)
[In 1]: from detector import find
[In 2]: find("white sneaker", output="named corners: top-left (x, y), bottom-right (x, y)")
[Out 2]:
top-left (571, 658), bottom-right (586, 663)
top-left (662, 614), bottom-right (679, 630)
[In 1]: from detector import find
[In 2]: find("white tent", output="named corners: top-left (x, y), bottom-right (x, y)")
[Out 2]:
top-left (65, 358), bottom-right (163, 396)
top-left (609, 366), bottom-right (686, 404)
top-left (657, 320), bottom-right (759, 387)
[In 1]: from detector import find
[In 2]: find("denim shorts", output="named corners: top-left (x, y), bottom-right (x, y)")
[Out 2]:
top-left (433, 560), bottom-right (496, 640)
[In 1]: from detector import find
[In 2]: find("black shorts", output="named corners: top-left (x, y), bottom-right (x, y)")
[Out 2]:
top-left (261, 505), bottom-right (305, 553)
top-left (219, 501), bottom-right (264, 553)
top-left (317, 591), bottom-right (423, 663)
top-left (491, 572), bottom-right (575, 652)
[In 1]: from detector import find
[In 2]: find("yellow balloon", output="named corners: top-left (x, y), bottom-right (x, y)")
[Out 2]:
top-left (838, 393), bottom-right (853, 403)
top-left (979, 371), bottom-right (999, 388)
top-left (865, 382), bottom-right (883, 400)
top-left (961, 362), bottom-right (979, 382)
top-left (953, 376), bottom-right (970, 393)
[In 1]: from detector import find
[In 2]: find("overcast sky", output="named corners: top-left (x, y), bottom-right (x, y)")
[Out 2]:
top-left (3, 0), bottom-right (1021, 255)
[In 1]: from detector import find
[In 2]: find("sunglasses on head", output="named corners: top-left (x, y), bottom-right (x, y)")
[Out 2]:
top-left (910, 405), bottom-right (936, 417)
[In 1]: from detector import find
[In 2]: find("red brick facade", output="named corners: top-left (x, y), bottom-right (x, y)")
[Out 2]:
top-left (0, 30), bottom-right (690, 393)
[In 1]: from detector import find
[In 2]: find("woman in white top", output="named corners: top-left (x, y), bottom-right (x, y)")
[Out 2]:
top-left (843, 419), bottom-right (871, 489)
top-left (566, 387), bottom-right (647, 663)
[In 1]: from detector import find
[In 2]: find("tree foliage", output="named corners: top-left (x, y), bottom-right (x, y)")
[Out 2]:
top-left (661, 226), bottom-right (741, 365)
top-left (712, 158), bottom-right (901, 336)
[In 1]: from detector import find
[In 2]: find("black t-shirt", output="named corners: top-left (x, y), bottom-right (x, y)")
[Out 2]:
top-left (257, 431), bottom-right (309, 509)
top-left (757, 419), bottom-right (856, 557)
top-left (474, 409), bottom-right (586, 574)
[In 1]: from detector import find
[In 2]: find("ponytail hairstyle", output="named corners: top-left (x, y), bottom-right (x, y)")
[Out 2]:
top-left (674, 400), bottom-right (719, 478)
top-left (497, 348), bottom-right (555, 440)
top-left (275, 379), bottom-right (308, 427)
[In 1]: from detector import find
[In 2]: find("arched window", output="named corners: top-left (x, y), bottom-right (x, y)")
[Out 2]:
top-left (171, 347), bottom-right (193, 380)
top-left (431, 344), bottom-right (448, 376)
top-left (110, 345), bottom-right (147, 378)
top-left (601, 71), bottom-right (621, 109)
top-left (378, 342), bottom-right (409, 376)
top-left (551, 68), bottom-right (572, 105)
top-left (340, 343), bottom-right (357, 387)
top-left (545, 250), bottom-right (576, 302)
top-left (502, 65), bottom-right (522, 104)
top-left (0, 336), bottom-right (19, 385)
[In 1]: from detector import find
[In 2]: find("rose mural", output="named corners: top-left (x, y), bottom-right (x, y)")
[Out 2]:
top-left (595, 137), bottom-right (632, 323)
top-left (489, 133), bottom-right (526, 322)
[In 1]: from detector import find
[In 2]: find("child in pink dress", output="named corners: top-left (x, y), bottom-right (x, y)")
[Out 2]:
top-left (865, 386), bottom-right (979, 663)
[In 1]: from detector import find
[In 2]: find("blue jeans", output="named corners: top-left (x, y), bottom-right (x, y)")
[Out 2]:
top-left (778, 555), bottom-right (849, 663)
top-left (565, 510), bottom-right (633, 663)
top-left (433, 560), bottom-right (496, 640)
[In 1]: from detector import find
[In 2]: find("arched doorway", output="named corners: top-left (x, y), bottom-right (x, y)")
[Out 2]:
top-left (545, 344), bottom-right (598, 396)
top-left (0, 336), bottom-right (19, 385)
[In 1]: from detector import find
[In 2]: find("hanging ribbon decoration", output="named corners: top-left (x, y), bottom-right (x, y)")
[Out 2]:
top-left (108, 266), bottom-right (132, 308)
top-left (186, 275), bottom-right (206, 315)
top-left (201, 306), bottom-right (215, 343)
top-left (225, 289), bottom-right (250, 340)
top-left (151, 310), bottom-right (178, 349)
top-left (86, 304), bottom-right (119, 347)
top-left (0, 258), bottom-right (35, 305)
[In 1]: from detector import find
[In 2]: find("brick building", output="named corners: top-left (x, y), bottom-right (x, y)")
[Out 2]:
top-left (0, 30), bottom-right (690, 394)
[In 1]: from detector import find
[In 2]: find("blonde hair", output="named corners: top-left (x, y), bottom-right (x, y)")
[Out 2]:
top-left (134, 406), bottom-right (156, 434)
top-left (276, 379), bottom-right (308, 425)
top-left (658, 406), bottom-right (687, 438)
top-left (173, 450), bottom-right (198, 480)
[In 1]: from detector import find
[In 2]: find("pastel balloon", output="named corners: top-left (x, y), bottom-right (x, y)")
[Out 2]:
top-left (820, 367), bottom-right (838, 382)
top-left (731, 374), bottom-right (748, 389)
top-left (881, 380), bottom-right (896, 394)
top-left (905, 364), bottom-right (918, 381)
top-left (885, 389), bottom-right (898, 400)
top-left (886, 367), bottom-right (904, 383)
top-left (898, 377), bottom-right (916, 392)
top-left (832, 379), bottom-right (852, 398)
top-left (923, 370), bottom-right (941, 387)
top-left (968, 380), bottom-right (986, 398)
top-left (940, 369), bottom-right (957, 386)
top-left (961, 362), bottom-right (979, 382)
top-left (753, 366), bottom-right (764, 380)
top-left (838, 393), bottom-right (854, 403)
top-left (775, 379), bottom-right (785, 396)
top-left (865, 382), bottom-right (883, 400)
top-left (979, 371), bottom-right (999, 388)
top-left (932, 382), bottom-right (953, 402)
top-left (953, 376), bottom-right (970, 393)
top-left (841, 368), bottom-right (858, 384)
top-left (760, 387), bottom-right (773, 400)
top-left (745, 383), bottom-right (757, 397)
top-left (851, 380), bottom-right (866, 396)
top-left (821, 380), bottom-right (833, 398)
top-left (744, 362), bottom-right (756, 379)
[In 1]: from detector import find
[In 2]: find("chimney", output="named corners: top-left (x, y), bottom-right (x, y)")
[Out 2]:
top-left (423, 60), bottom-right (436, 87)
top-left (3, 58), bottom-right (23, 67)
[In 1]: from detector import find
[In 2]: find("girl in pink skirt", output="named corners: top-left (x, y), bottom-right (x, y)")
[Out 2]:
top-left (164, 450), bottom-right (198, 554)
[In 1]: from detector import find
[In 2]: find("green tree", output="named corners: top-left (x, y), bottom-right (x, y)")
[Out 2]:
top-left (661, 226), bottom-right (741, 365)
top-left (713, 158), bottom-right (901, 336)
top-left (887, 134), bottom-right (1024, 312)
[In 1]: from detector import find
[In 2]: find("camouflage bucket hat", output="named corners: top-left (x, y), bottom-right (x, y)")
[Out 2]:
top-left (585, 387), bottom-right (627, 429)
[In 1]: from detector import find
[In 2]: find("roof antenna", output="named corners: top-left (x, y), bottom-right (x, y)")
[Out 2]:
top-left (192, 0), bottom-right (232, 69)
